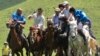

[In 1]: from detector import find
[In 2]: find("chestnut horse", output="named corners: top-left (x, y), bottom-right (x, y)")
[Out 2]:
top-left (27, 26), bottom-right (45, 56)
top-left (6, 19), bottom-right (29, 56)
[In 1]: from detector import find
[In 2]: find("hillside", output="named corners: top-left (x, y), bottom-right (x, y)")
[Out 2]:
top-left (0, 0), bottom-right (100, 55)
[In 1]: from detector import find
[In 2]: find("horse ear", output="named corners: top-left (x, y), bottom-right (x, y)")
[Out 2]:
top-left (30, 26), bottom-right (33, 30)
top-left (46, 17), bottom-right (49, 20)
top-left (46, 17), bottom-right (49, 22)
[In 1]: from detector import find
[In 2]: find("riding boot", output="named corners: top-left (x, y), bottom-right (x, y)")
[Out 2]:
top-left (60, 23), bottom-right (66, 34)
top-left (60, 32), bottom-right (67, 37)
top-left (89, 29), bottom-right (96, 39)
top-left (21, 33), bottom-right (28, 45)
top-left (78, 30), bottom-right (87, 45)
top-left (66, 25), bottom-right (70, 38)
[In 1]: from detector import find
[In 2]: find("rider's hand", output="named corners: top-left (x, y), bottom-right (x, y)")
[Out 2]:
top-left (28, 15), bottom-right (32, 19)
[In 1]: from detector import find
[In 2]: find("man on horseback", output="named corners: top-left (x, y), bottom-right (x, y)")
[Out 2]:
top-left (53, 2), bottom-right (71, 55)
top-left (62, 1), bottom-right (72, 17)
top-left (69, 7), bottom-right (96, 44)
top-left (7, 8), bottom-right (27, 45)
top-left (52, 8), bottom-right (60, 28)
top-left (58, 1), bottom-right (71, 38)
top-left (28, 8), bottom-right (45, 30)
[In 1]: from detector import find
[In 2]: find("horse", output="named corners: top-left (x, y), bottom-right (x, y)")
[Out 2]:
top-left (82, 25), bottom-right (97, 56)
top-left (6, 19), bottom-right (29, 56)
top-left (27, 26), bottom-right (44, 56)
top-left (43, 19), bottom-right (56, 56)
top-left (67, 14), bottom-right (82, 56)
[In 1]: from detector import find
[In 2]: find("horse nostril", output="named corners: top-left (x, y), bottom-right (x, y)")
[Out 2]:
top-left (6, 24), bottom-right (9, 28)
top-left (72, 36), bottom-right (75, 39)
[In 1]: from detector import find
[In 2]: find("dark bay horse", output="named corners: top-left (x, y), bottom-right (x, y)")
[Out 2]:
top-left (27, 26), bottom-right (45, 56)
top-left (44, 19), bottom-right (56, 56)
top-left (6, 19), bottom-right (29, 56)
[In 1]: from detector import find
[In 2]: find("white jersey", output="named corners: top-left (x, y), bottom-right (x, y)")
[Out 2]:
top-left (62, 6), bottom-right (72, 17)
top-left (31, 13), bottom-right (45, 29)
top-left (63, 9), bottom-right (69, 17)
top-left (59, 6), bottom-right (72, 26)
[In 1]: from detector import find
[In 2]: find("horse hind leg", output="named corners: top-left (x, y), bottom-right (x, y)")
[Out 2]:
top-left (32, 51), bottom-right (35, 56)
top-left (23, 40), bottom-right (30, 56)
top-left (45, 49), bottom-right (49, 56)
top-left (20, 50), bottom-right (23, 56)
top-left (12, 50), bottom-right (15, 56)
top-left (38, 51), bottom-right (43, 56)
top-left (49, 49), bottom-right (53, 56)
top-left (15, 52), bottom-right (20, 56)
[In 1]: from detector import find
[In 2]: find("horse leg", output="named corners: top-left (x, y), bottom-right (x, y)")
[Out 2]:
top-left (20, 50), bottom-right (23, 56)
top-left (45, 50), bottom-right (47, 56)
top-left (12, 50), bottom-right (15, 56)
top-left (16, 52), bottom-right (20, 56)
top-left (32, 51), bottom-right (35, 56)
top-left (64, 48), bottom-right (68, 56)
top-left (56, 47), bottom-right (63, 56)
top-left (45, 49), bottom-right (49, 56)
top-left (38, 50), bottom-right (43, 56)
top-left (23, 40), bottom-right (29, 56)
top-left (63, 45), bottom-right (69, 56)
top-left (28, 50), bottom-right (30, 56)
top-left (49, 49), bottom-right (53, 56)
top-left (21, 34), bottom-right (29, 56)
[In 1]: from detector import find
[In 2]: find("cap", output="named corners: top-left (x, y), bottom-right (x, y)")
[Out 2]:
top-left (63, 1), bottom-right (69, 5)
top-left (17, 8), bottom-right (23, 11)
top-left (55, 8), bottom-right (60, 11)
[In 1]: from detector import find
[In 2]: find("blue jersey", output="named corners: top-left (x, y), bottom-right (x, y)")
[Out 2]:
top-left (12, 12), bottom-right (26, 23)
top-left (74, 10), bottom-right (90, 24)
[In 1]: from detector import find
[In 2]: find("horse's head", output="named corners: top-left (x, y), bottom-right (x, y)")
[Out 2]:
top-left (68, 15), bottom-right (77, 38)
top-left (47, 18), bottom-right (54, 30)
top-left (29, 26), bottom-right (42, 42)
top-left (44, 19), bottom-right (56, 41)
top-left (6, 19), bottom-right (24, 35)
top-left (30, 26), bottom-right (39, 32)
top-left (6, 19), bottom-right (17, 28)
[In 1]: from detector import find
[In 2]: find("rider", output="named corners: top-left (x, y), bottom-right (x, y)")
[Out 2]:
top-left (58, 1), bottom-right (71, 37)
top-left (69, 7), bottom-right (96, 44)
top-left (7, 8), bottom-right (27, 44)
top-left (62, 1), bottom-right (72, 17)
top-left (52, 8), bottom-right (60, 28)
top-left (28, 8), bottom-right (45, 30)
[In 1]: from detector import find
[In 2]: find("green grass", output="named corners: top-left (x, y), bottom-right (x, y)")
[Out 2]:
top-left (0, 0), bottom-right (100, 55)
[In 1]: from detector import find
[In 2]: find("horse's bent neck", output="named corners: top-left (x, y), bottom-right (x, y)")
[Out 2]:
top-left (46, 28), bottom-right (55, 39)
top-left (29, 31), bottom-right (33, 37)
top-left (10, 28), bottom-right (21, 45)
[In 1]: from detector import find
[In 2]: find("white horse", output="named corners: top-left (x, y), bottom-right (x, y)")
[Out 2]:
top-left (67, 14), bottom-right (82, 56)
top-left (68, 14), bottom-right (77, 38)
top-left (82, 25), bottom-right (97, 56)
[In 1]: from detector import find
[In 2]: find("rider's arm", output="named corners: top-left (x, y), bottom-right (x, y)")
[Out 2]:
top-left (17, 16), bottom-right (26, 24)
top-left (12, 14), bottom-right (18, 21)
top-left (28, 13), bottom-right (36, 19)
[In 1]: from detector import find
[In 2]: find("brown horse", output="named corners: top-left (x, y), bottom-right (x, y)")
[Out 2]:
top-left (44, 19), bottom-right (56, 56)
top-left (27, 26), bottom-right (44, 56)
top-left (6, 19), bottom-right (29, 56)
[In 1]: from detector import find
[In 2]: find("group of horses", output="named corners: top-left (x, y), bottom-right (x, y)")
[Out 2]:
top-left (6, 15), bottom-right (99, 56)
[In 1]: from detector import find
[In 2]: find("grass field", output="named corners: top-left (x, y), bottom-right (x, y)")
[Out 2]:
top-left (0, 0), bottom-right (100, 55)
